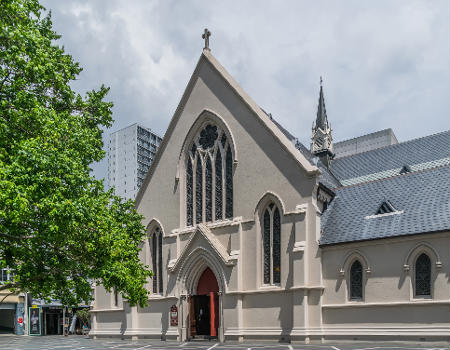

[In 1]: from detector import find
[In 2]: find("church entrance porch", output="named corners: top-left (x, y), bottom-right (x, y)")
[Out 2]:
top-left (188, 268), bottom-right (219, 340)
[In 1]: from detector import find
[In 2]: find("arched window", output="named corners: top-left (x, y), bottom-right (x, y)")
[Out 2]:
top-left (350, 260), bottom-right (363, 300)
top-left (415, 253), bottom-right (431, 297)
top-left (150, 227), bottom-right (163, 294)
top-left (186, 124), bottom-right (233, 225)
top-left (262, 202), bottom-right (281, 285)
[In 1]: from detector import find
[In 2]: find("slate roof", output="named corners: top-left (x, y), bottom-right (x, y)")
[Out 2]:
top-left (330, 131), bottom-right (450, 183)
top-left (266, 111), bottom-right (449, 246)
top-left (320, 165), bottom-right (450, 245)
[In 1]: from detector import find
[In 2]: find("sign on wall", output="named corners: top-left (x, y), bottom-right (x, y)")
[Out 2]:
top-left (28, 306), bottom-right (41, 336)
top-left (170, 304), bottom-right (178, 327)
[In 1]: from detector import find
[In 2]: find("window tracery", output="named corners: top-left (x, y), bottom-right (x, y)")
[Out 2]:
top-left (263, 202), bottom-right (281, 285)
top-left (186, 123), bottom-right (233, 225)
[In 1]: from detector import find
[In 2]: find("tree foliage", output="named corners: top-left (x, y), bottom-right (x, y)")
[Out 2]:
top-left (76, 308), bottom-right (90, 326)
top-left (0, 0), bottom-right (151, 307)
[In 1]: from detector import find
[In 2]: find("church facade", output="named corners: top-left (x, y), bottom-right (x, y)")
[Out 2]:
top-left (91, 47), bottom-right (450, 343)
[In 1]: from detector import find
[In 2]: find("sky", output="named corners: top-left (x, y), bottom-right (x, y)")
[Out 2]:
top-left (40, 0), bottom-right (450, 181)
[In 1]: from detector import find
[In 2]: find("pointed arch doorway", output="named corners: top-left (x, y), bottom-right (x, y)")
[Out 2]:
top-left (189, 267), bottom-right (219, 339)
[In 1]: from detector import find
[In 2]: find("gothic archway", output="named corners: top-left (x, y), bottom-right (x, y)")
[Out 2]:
top-left (189, 267), bottom-right (220, 339)
top-left (176, 247), bottom-right (225, 342)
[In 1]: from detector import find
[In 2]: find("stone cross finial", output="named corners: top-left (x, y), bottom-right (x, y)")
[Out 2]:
top-left (202, 28), bottom-right (211, 51)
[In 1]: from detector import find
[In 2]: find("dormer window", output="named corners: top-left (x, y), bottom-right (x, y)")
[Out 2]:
top-left (375, 200), bottom-right (396, 215)
top-left (399, 165), bottom-right (411, 174)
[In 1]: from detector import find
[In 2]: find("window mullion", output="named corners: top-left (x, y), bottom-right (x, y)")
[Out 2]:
top-left (202, 153), bottom-right (206, 223)
top-left (270, 210), bottom-right (274, 285)
top-left (222, 147), bottom-right (226, 219)
top-left (212, 150), bottom-right (216, 221)
top-left (193, 155), bottom-right (196, 224)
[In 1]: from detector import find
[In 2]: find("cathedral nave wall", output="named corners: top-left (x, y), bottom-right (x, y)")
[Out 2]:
top-left (320, 232), bottom-right (450, 339)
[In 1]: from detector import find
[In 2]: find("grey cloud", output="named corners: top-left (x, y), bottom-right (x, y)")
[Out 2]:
top-left (40, 0), bottom-right (449, 181)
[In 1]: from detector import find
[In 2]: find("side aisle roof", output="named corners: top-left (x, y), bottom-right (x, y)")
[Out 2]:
top-left (330, 130), bottom-right (450, 186)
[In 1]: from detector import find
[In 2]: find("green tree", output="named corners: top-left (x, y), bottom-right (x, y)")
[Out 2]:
top-left (76, 309), bottom-right (90, 327)
top-left (0, 0), bottom-right (151, 307)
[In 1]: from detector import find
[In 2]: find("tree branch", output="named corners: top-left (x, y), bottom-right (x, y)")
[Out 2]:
top-left (0, 292), bottom-right (14, 304)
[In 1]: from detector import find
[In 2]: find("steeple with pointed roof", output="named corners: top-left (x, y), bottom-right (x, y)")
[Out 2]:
top-left (311, 77), bottom-right (334, 167)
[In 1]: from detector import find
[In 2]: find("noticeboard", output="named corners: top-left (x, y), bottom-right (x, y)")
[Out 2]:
top-left (170, 304), bottom-right (178, 327)
top-left (28, 306), bottom-right (41, 336)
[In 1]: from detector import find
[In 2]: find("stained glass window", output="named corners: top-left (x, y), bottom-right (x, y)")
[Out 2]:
top-left (205, 156), bottom-right (212, 222)
top-left (225, 145), bottom-right (233, 219)
top-left (220, 133), bottom-right (227, 148)
top-left (185, 124), bottom-right (233, 226)
top-left (199, 124), bottom-right (218, 149)
top-left (263, 209), bottom-right (271, 284)
top-left (415, 253), bottom-right (431, 296)
top-left (196, 156), bottom-right (203, 224)
top-left (273, 207), bottom-right (281, 284)
top-left (158, 232), bottom-right (163, 294)
top-left (152, 232), bottom-right (157, 293)
top-left (350, 260), bottom-right (363, 300)
top-left (262, 203), bottom-right (281, 285)
top-left (215, 150), bottom-right (222, 220)
top-left (186, 158), bottom-right (193, 226)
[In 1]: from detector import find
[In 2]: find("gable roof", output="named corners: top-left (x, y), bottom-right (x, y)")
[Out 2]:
top-left (167, 224), bottom-right (237, 272)
top-left (135, 50), bottom-right (319, 206)
top-left (320, 165), bottom-right (450, 245)
top-left (330, 130), bottom-right (450, 186)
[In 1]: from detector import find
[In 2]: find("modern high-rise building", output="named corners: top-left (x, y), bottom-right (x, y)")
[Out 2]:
top-left (107, 123), bottom-right (163, 200)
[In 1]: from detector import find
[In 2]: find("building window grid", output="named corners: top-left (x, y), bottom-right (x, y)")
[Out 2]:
top-left (0, 269), bottom-right (13, 283)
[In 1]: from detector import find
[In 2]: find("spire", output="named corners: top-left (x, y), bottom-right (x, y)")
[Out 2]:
top-left (311, 77), bottom-right (334, 167)
top-left (315, 76), bottom-right (329, 131)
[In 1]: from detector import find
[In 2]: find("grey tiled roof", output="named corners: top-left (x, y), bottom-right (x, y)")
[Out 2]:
top-left (294, 140), bottom-right (341, 189)
top-left (320, 165), bottom-right (450, 245)
top-left (330, 131), bottom-right (450, 182)
top-left (266, 111), bottom-right (341, 189)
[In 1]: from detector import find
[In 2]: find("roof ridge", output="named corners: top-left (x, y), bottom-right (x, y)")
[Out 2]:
top-left (335, 128), bottom-right (395, 145)
top-left (333, 130), bottom-right (450, 161)
top-left (332, 163), bottom-right (449, 190)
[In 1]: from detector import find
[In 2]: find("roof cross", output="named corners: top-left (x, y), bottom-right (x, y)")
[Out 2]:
top-left (202, 28), bottom-right (211, 51)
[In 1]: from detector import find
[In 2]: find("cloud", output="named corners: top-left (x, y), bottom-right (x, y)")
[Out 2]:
top-left (41, 0), bottom-right (450, 181)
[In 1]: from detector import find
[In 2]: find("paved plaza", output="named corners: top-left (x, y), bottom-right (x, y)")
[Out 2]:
top-left (0, 336), bottom-right (448, 350)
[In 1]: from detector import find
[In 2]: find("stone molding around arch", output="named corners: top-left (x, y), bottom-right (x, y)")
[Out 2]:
top-left (254, 191), bottom-right (286, 217)
top-left (146, 218), bottom-right (165, 237)
top-left (176, 246), bottom-right (227, 296)
top-left (339, 250), bottom-right (372, 277)
top-left (168, 224), bottom-right (237, 275)
top-left (176, 109), bottom-right (237, 181)
top-left (403, 242), bottom-right (442, 272)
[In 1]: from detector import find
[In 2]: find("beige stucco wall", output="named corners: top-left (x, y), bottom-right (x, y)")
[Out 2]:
top-left (91, 52), bottom-right (450, 343)
top-left (321, 232), bottom-right (450, 340)
top-left (92, 53), bottom-right (319, 342)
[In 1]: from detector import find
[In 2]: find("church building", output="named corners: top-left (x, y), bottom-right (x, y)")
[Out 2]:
top-left (91, 33), bottom-right (450, 343)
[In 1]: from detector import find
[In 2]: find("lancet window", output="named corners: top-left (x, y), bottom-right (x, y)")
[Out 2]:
top-left (350, 260), bottom-right (363, 300)
top-left (150, 226), bottom-right (163, 294)
top-left (186, 124), bottom-right (233, 225)
top-left (263, 202), bottom-right (281, 285)
top-left (415, 253), bottom-right (431, 297)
